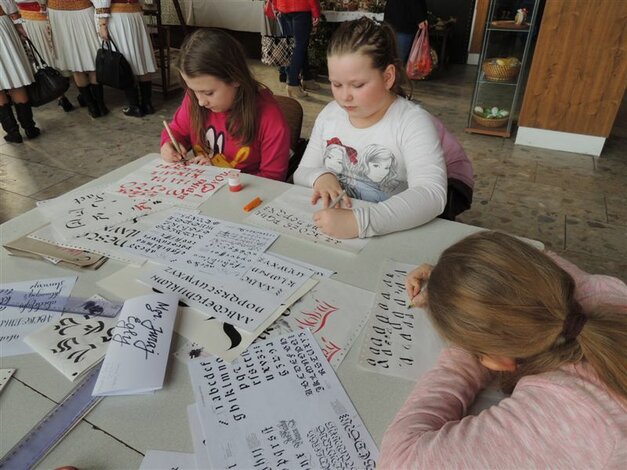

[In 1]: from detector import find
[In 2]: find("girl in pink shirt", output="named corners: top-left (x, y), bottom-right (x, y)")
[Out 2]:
top-left (160, 28), bottom-right (291, 181)
top-left (380, 231), bottom-right (626, 469)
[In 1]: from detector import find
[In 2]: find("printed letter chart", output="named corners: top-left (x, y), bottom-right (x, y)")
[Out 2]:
top-left (92, 293), bottom-right (178, 396)
top-left (246, 185), bottom-right (370, 253)
top-left (188, 329), bottom-right (378, 470)
top-left (358, 260), bottom-right (445, 380)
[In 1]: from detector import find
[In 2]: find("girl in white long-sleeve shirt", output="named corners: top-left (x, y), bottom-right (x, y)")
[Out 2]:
top-left (293, 17), bottom-right (447, 239)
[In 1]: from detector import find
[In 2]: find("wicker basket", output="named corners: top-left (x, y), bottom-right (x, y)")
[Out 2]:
top-left (473, 113), bottom-right (508, 128)
top-left (482, 59), bottom-right (520, 81)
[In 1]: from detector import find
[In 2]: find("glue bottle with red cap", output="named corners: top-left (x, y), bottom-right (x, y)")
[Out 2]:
top-left (228, 170), bottom-right (243, 192)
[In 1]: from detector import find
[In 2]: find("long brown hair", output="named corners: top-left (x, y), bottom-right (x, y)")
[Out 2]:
top-left (177, 28), bottom-right (265, 147)
top-left (426, 231), bottom-right (627, 398)
top-left (327, 17), bottom-right (412, 98)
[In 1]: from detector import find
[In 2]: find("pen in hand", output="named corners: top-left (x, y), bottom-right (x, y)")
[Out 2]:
top-left (328, 189), bottom-right (346, 209)
top-left (162, 120), bottom-right (186, 163)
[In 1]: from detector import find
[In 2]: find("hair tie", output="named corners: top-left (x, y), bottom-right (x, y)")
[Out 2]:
top-left (561, 303), bottom-right (587, 341)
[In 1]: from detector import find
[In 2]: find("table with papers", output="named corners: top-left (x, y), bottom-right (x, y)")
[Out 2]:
top-left (1, 153), bottom-right (505, 468)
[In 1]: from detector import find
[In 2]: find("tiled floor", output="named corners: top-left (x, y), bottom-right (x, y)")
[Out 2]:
top-left (1, 62), bottom-right (625, 281)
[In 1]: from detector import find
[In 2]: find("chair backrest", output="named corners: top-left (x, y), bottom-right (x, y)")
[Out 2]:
top-left (275, 95), bottom-right (303, 151)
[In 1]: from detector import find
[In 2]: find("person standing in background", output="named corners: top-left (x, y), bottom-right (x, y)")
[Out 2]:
top-left (384, 0), bottom-right (428, 65)
top-left (47, 0), bottom-right (108, 118)
top-left (268, 0), bottom-right (321, 99)
top-left (16, 0), bottom-right (75, 112)
top-left (0, 0), bottom-right (41, 143)
top-left (92, 0), bottom-right (157, 117)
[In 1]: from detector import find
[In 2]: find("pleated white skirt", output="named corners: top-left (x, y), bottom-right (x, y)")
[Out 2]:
top-left (48, 7), bottom-right (100, 72)
top-left (108, 12), bottom-right (156, 76)
top-left (0, 16), bottom-right (34, 89)
top-left (22, 19), bottom-right (56, 68)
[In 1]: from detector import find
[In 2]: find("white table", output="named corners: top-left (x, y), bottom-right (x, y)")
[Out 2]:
top-left (1, 153), bottom-right (499, 468)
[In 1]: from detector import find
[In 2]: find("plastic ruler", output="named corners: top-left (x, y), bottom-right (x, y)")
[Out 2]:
top-left (0, 364), bottom-right (103, 468)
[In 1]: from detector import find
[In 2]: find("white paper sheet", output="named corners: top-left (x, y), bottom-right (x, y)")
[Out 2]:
top-left (24, 296), bottom-right (116, 381)
top-left (92, 293), bottom-right (178, 396)
top-left (140, 256), bottom-right (313, 331)
top-left (268, 252), bottom-right (335, 279)
top-left (186, 404), bottom-right (212, 469)
top-left (0, 277), bottom-right (77, 357)
top-left (97, 266), bottom-right (317, 362)
top-left (106, 157), bottom-right (232, 207)
top-left (139, 450), bottom-right (197, 470)
top-left (0, 368), bottom-right (16, 394)
top-left (246, 185), bottom-right (370, 253)
top-left (122, 211), bottom-right (222, 264)
top-left (37, 187), bottom-right (166, 240)
top-left (173, 221), bottom-right (278, 279)
top-left (358, 260), bottom-right (445, 379)
top-left (256, 278), bottom-right (374, 369)
top-left (28, 207), bottom-right (194, 265)
top-left (188, 329), bottom-right (378, 470)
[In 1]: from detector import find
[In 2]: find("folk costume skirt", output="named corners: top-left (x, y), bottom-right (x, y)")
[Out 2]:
top-left (0, 16), bottom-right (34, 89)
top-left (107, 11), bottom-right (156, 76)
top-left (48, 6), bottom-right (100, 72)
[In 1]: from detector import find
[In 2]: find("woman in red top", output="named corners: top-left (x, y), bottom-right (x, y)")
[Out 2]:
top-left (268, 0), bottom-right (321, 98)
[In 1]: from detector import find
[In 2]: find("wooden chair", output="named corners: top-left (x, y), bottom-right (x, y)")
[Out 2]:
top-left (274, 95), bottom-right (307, 182)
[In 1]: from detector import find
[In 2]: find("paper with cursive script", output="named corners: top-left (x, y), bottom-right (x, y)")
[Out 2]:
top-left (256, 278), bottom-right (374, 369)
top-left (0, 276), bottom-right (77, 357)
top-left (358, 260), bottom-right (445, 379)
top-left (105, 157), bottom-right (232, 208)
top-left (92, 293), bottom-right (178, 396)
top-left (36, 186), bottom-right (166, 241)
top-left (188, 329), bottom-right (378, 470)
top-left (246, 185), bottom-right (370, 253)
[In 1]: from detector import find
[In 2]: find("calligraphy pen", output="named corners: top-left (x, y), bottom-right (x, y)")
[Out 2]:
top-left (329, 189), bottom-right (346, 209)
top-left (162, 120), bottom-right (188, 164)
top-left (0, 293), bottom-right (122, 318)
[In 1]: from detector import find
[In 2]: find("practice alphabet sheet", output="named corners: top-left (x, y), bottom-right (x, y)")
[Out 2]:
top-left (106, 157), bottom-right (231, 207)
top-left (358, 260), bottom-right (445, 380)
top-left (246, 186), bottom-right (369, 253)
top-left (188, 329), bottom-right (378, 470)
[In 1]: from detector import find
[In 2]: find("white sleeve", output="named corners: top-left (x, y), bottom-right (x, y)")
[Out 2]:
top-left (91, 0), bottom-right (111, 17)
top-left (353, 108), bottom-right (447, 238)
top-left (293, 105), bottom-right (334, 188)
top-left (1, 0), bottom-right (18, 15)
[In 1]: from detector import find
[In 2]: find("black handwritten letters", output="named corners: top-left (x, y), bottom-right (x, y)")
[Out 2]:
top-left (187, 330), bottom-right (379, 469)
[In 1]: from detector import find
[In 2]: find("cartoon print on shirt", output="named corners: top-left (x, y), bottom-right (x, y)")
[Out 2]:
top-left (323, 137), bottom-right (357, 187)
top-left (323, 139), bottom-right (400, 203)
top-left (193, 127), bottom-right (251, 169)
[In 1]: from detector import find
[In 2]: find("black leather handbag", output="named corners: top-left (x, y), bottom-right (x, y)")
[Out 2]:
top-left (24, 38), bottom-right (70, 107)
top-left (95, 39), bottom-right (135, 89)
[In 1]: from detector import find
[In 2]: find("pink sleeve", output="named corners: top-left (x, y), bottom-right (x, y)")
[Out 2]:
top-left (160, 93), bottom-right (193, 151)
top-left (546, 251), bottom-right (627, 307)
top-left (255, 97), bottom-right (290, 181)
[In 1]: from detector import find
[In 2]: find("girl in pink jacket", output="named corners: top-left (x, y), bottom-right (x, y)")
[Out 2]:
top-left (380, 230), bottom-right (626, 469)
top-left (161, 28), bottom-right (290, 181)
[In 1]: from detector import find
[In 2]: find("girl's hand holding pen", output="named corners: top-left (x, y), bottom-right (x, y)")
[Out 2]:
top-left (405, 264), bottom-right (433, 308)
top-left (160, 141), bottom-right (189, 164)
top-left (312, 173), bottom-right (352, 208)
top-left (313, 207), bottom-right (358, 239)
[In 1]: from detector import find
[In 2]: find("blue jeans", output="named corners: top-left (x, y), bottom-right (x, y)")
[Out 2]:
top-left (397, 31), bottom-right (415, 65)
top-left (278, 12), bottom-right (313, 86)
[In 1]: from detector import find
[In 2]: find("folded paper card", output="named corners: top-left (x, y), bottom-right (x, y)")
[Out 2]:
top-left (92, 293), bottom-right (178, 396)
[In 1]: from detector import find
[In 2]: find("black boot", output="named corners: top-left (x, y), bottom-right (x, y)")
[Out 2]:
top-left (14, 102), bottom-right (40, 139)
top-left (0, 104), bottom-right (23, 143)
top-left (78, 85), bottom-right (101, 118)
top-left (90, 83), bottom-right (109, 116)
top-left (57, 96), bottom-right (75, 112)
top-left (123, 85), bottom-right (144, 118)
top-left (139, 80), bottom-right (154, 115)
